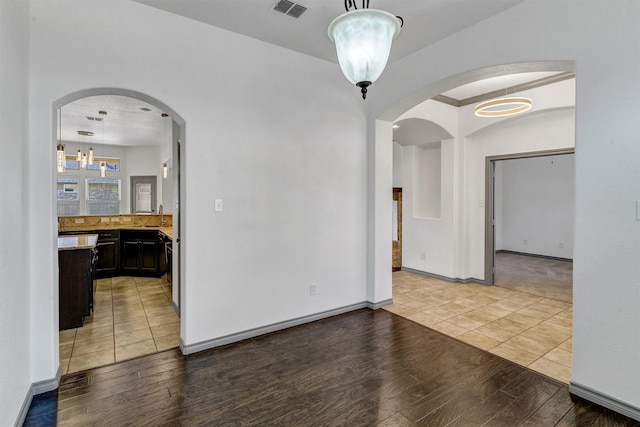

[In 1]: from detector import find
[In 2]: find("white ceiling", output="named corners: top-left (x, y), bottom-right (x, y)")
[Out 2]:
top-left (133, 0), bottom-right (525, 65)
top-left (62, 0), bottom-right (561, 148)
top-left (61, 95), bottom-right (170, 147)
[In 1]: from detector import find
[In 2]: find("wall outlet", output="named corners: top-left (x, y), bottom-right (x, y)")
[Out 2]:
top-left (420, 252), bottom-right (426, 261)
top-left (122, 217), bottom-right (131, 222)
top-left (101, 217), bottom-right (109, 223)
top-left (523, 239), bottom-right (528, 245)
top-left (310, 283), bottom-right (317, 296)
top-left (559, 243), bottom-right (565, 249)
top-left (74, 218), bottom-right (84, 224)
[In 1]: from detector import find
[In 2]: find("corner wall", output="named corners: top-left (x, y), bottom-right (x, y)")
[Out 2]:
top-left (0, 1), bottom-right (33, 425)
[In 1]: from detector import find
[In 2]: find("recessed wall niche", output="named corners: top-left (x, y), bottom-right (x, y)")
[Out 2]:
top-left (413, 142), bottom-right (442, 219)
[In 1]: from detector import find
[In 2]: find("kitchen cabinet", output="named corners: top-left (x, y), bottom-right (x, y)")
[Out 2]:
top-left (58, 235), bottom-right (97, 330)
top-left (121, 230), bottom-right (162, 276)
top-left (95, 230), bottom-right (119, 278)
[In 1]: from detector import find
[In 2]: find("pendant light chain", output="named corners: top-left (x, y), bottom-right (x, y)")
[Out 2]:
top-left (344, 0), bottom-right (369, 11)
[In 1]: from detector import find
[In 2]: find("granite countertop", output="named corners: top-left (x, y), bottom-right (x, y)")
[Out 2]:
top-left (158, 227), bottom-right (173, 239)
top-left (58, 234), bottom-right (99, 251)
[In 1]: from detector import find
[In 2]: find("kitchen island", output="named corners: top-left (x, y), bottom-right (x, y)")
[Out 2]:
top-left (58, 234), bottom-right (98, 330)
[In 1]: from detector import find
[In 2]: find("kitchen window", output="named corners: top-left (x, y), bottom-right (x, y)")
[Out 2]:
top-left (86, 177), bottom-right (121, 215)
top-left (57, 177), bottom-right (80, 216)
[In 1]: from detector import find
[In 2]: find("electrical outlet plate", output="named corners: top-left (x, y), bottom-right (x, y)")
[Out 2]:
top-left (310, 283), bottom-right (317, 295)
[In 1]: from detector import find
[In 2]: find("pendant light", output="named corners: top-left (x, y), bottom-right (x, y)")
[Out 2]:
top-left (161, 112), bottom-right (169, 179)
top-left (88, 147), bottom-right (94, 165)
top-left (99, 114), bottom-right (106, 177)
top-left (474, 97), bottom-right (532, 117)
top-left (56, 109), bottom-right (66, 173)
top-left (328, 0), bottom-right (403, 99)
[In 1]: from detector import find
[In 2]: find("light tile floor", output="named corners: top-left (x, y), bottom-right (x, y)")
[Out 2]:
top-left (59, 275), bottom-right (180, 375)
top-left (386, 270), bottom-right (573, 383)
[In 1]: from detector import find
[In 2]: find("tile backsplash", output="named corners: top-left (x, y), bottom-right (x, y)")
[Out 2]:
top-left (59, 214), bottom-right (172, 232)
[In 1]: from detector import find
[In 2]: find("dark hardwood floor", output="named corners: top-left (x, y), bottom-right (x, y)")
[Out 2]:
top-left (24, 309), bottom-right (639, 426)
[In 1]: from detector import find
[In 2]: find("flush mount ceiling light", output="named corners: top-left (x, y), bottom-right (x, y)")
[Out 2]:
top-left (328, 0), bottom-right (403, 100)
top-left (474, 97), bottom-right (532, 118)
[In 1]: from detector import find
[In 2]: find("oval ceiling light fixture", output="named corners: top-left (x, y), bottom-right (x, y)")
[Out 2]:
top-left (474, 97), bottom-right (532, 117)
top-left (328, 1), bottom-right (403, 100)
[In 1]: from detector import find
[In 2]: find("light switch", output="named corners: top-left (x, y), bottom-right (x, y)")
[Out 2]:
top-left (214, 199), bottom-right (223, 212)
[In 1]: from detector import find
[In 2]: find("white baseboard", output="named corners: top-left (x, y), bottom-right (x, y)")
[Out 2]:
top-left (570, 381), bottom-right (640, 422)
top-left (15, 365), bottom-right (61, 427)
top-left (181, 301), bottom-right (386, 355)
top-left (401, 267), bottom-right (485, 285)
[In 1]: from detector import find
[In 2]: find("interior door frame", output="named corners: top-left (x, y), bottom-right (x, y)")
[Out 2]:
top-left (484, 147), bottom-right (575, 285)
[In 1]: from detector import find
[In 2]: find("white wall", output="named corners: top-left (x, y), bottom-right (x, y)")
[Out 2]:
top-left (372, 0), bottom-right (640, 415)
top-left (401, 141), bottom-right (455, 276)
top-left (0, 2), bottom-right (32, 425)
top-left (392, 141), bottom-right (402, 187)
top-left (413, 144), bottom-right (442, 219)
top-left (395, 100), bottom-right (459, 277)
top-left (25, 1), bottom-right (368, 407)
top-left (497, 154), bottom-right (575, 259)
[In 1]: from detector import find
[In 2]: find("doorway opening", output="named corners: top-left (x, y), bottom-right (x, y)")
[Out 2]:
top-left (54, 88), bottom-right (185, 375)
top-left (484, 148), bottom-right (575, 293)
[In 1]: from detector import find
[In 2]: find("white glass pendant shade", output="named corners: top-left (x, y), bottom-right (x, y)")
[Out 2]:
top-left (162, 163), bottom-right (168, 179)
top-left (88, 147), bottom-right (94, 165)
top-left (328, 9), bottom-right (401, 97)
top-left (76, 149), bottom-right (82, 162)
top-left (81, 153), bottom-right (88, 169)
top-left (57, 144), bottom-right (66, 173)
top-left (100, 161), bottom-right (106, 177)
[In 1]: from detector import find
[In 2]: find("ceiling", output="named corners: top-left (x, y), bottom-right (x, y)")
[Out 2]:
top-left (61, 0), bottom-right (567, 149)
top-left (133, 0), bottom-right (526, 65)
top-left (61, 95), bottom-right (169, 148)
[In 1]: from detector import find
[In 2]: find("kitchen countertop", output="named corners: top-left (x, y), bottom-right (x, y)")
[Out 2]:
top-left (58, 234), bottom-right (99, 251)
top-left (158, 227), bottom-right (173, 239)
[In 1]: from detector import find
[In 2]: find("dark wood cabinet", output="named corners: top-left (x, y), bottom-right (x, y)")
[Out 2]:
top-left (120, 230), bottom-right (162, 276)
top-left (95, 230), bottom-right (119, 278)
top-left (59, 245), bottom-right (96, 330)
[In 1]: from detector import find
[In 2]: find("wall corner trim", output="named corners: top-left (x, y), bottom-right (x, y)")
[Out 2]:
top-left (569, 381), bottom-right (640, 422)
top-left (366, 299), bottom-right (393, 309)
top-left (15, 366), bottom-right (61, 427)
top-left (181, 302), bottom-right (375, 355)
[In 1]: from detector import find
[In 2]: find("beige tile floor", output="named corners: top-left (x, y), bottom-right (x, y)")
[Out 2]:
top-left (59, 275), bottom-right (180, 375)
top-left (386, 270), bottom-right (573, 383)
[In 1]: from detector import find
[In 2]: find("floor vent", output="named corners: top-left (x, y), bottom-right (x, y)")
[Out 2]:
top-left (272, 0), bottom-right (308, 19)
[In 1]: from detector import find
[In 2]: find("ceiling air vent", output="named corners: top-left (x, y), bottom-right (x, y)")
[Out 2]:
top-left (272, 0), bottom-right (307, 19)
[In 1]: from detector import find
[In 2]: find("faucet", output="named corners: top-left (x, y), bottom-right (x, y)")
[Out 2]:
top-left (159, 204), bottom-right (167, 226)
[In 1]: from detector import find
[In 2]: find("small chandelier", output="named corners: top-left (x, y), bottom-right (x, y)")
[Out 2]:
top-left (56, 109), bottom-right (66, 173)
top-left (328, 0), bottom-right (403, 99)
top-left (475, 97), bottom-right (532, 118)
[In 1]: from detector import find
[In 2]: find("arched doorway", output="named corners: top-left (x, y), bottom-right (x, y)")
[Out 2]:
top-left (54, 88), bottom-right (185, 374)
top-left (376, 62), bottom-right (576, 383)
